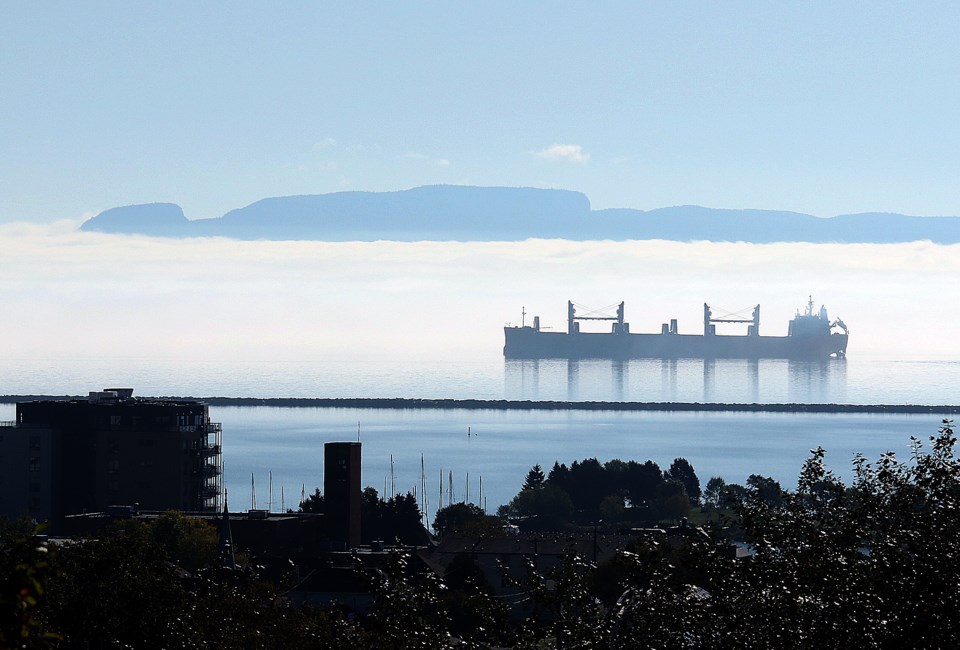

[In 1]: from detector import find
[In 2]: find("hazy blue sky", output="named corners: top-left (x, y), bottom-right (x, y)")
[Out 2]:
top-left (3, 2), bottom-right (959, 222)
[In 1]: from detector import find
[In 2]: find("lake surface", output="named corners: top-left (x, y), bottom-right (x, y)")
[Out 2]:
top-left (3, 356), bottom-right (955, 521)
top-left (4, 355), bottom-right (959, 404)
top-left (205, 407), bottom-right (951, 520)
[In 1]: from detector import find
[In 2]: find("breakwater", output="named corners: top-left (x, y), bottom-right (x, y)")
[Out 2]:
top-left (2, 395), bottom-right (959, 414)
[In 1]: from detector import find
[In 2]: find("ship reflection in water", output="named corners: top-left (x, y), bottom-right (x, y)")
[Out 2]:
top-left (503, 357), bottom-right (848, 404)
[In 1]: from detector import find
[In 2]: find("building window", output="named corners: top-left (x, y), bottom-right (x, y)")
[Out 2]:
top-left (110, 415), bottom-right (122, 426)
top-left (29, 457), bottom-right (40, 472)
top-left (108, 459), bottom-right (120, 474)
top-left (29, 436), bottom-right (41, 449)
top-left (29, 482), bottom-right (41, 493)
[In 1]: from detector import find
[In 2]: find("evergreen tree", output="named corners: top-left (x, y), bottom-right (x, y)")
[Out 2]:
top-left (297, 488), bottom-right (324, 513)
top-left (547, 461), bottom-right (570, 491)
top-left (522, 464), bottom-right (546, 490)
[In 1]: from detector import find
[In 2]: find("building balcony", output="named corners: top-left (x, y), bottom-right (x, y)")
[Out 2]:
top-left (178, 422), bottom-right (222, 434)
top-left (198, 444), bottom-right (221, 457)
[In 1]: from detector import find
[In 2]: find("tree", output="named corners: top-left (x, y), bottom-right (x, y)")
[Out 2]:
top-left (522, 464), bottom-right (546, 491)
top-left (653, 480), bottom-right (690, 523)
top-left (148, 510), bottom-right (219, 572)
top-left (361, 489), bottom-right (429, 545)
top-left (623, 460), bottom-right (664, 507)
top-left (40, 515), bottom-right (360, 648)
top-left (0, 521), bottom-right (60, 648)
top-left (547, 461), bottom-right (569, 490)
top-left (298, 488), bottom-right (324, 513)
top-left (745, 473), bottom-right (784, 506)
top-left (710, 420), bottom-right (960, 648)
top-left (433, 502), bottom-right (500, 537)
top-left (366, 552), bottom-right (451, 648)
top-left (665, 457), bottom-right (701, 505)
top-left (702, 475), bottom-right (726, 509)
top-left (567, 458), bottom-right (611, 519)
top-left (719, 481), bottom-right (748, 509)
top-left (501, 483), bottom-right (575, 531)
top-left (599, 494), bottom-right (626, 522)
top-left (43, 520), bottom-right (193, 648)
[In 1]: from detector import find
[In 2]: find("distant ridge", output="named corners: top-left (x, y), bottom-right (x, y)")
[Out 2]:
top-left (79, 185), bottom-right (960, 243)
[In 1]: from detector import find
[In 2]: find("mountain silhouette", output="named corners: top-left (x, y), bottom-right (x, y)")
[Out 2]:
top-left (79, 185), bottom-right (960, 243)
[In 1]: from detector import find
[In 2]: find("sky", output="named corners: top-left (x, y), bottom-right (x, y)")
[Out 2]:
top-left (3, 2), bottom-right (960, 223)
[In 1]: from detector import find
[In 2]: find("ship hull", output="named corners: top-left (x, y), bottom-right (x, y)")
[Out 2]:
top-left (503, 328), bottom-right (848, 360)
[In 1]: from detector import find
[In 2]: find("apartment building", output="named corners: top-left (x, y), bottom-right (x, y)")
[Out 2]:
top-left (0, 388), bottom-right (221, 531)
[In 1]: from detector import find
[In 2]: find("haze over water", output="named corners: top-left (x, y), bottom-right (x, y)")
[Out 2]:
top-left (3, 221), bottom-right (958, 371)
top-left (2, 224), bottom-right (957, 516)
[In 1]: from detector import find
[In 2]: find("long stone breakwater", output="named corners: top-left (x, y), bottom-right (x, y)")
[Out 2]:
top-left (2, 395), bottom-right (959, 414)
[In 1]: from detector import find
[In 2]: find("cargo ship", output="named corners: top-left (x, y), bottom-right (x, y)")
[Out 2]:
top-left (503, 297), bottom-right (849, 360)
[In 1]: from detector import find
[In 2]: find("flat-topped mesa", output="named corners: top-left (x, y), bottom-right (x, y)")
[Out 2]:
top-left (80, 186), bottom-right (591, 240)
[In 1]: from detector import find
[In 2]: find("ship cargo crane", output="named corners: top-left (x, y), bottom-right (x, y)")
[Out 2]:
top-left (704, 303), bottom-right (761, 336)
top-left (568, 301), bottom-right (627, 334)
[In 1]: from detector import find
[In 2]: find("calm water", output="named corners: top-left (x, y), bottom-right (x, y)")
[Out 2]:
top-left (3, 354), bottom-right (959, 404)
top-left (210, 407), bottom-right (950, 519)
top-left (3, 355), bottom-right (956, 519)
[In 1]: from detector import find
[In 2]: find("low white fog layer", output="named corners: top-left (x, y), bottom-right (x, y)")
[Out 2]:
top-left (2, 221), bottom-right (957, 363)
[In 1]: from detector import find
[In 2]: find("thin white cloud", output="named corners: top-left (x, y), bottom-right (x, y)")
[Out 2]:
top-left (312, 137), bottom-right (337, 151)
top-left (401, 152), bottom-right (452, 167)
top-left (533, 144), bottom-right (591, 164)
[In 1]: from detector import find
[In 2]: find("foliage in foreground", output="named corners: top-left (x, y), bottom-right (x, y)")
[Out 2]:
top-left (4, 421), bottom-right (960, 648)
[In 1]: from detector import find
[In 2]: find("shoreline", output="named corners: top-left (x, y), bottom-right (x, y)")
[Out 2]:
top-left (2, 395), bottom-right (959, 414)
